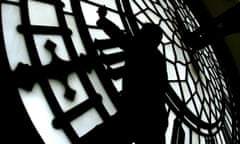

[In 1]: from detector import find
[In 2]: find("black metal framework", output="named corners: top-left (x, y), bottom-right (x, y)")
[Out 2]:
top-left (0, 0), bottom-right (239, 143)
top-left (121, 0), bottom-right (239, 143)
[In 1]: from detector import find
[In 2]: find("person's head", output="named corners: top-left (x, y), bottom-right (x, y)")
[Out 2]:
top-left (97, 5), bottom-right (107, 18)
top-left (140, 23), bottom-right (163, 47)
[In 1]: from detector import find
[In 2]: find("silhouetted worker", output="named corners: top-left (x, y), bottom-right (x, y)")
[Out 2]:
top-left (122, 23), bottom-right (168, 144)
top-left (96, 5), bottom-right (168, 143)
top-left (96, 5), bottom-right (128, 47)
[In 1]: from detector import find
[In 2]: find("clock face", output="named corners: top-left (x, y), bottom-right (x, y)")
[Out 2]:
top-left (123, 0), bottom-right (239, 143)
top-left (0, 0), bottom-right (239, 144)
top-left (125, 0), bottom-right (225, 133)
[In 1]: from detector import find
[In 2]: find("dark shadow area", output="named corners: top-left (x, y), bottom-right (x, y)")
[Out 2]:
top-left (182, 3), bottom-right (240, 51)
top-left (96, 5), bottom-right (129, 48)
top-left (96, 6), bottom-right (169, 143)
top-left (121, 23), bottom-right (168, 144)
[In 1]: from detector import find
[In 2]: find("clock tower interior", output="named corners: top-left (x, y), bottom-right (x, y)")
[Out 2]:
top-left (1, 0), bottom-right (240, 143)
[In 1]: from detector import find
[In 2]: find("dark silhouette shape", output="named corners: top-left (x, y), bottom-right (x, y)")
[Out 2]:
top-left (121, 23), bottom-right (168, 144)
top-left (96, 5), bottom-right (129, 48)
top-left (96, 6), bottom-right (168, 143)
top-left (180, 3), bottom-right (240, 51)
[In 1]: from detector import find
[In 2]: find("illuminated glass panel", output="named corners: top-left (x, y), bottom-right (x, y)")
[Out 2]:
top-left (1, 0), bottom-right (121, 143)
top-left (0, 0), bottom-right (239, 143)
top-left (2, 3), bottom-right (30, 70)
top-left (19, 84), bottom-right (71, 144)
top-left (124, 0), bottom-right (239, 143)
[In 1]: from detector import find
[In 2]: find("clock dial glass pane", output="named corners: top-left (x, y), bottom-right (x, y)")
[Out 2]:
top-left (125, 0), bottom-right (238, 143)
top-left (1, 0), bottom-right (239, 144)
top-left (64, 15), bottom-right (87, 55)
top-left (28, 1), bottom-right (59, 26)
top-left (2, 3), bottom-right (30, 70)
top-left (19, 84), bottom-right (72, 144)
top-left (1, 0), bottom-right (119, 143)
top-left (78, 0), bottom-right (126, 92)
